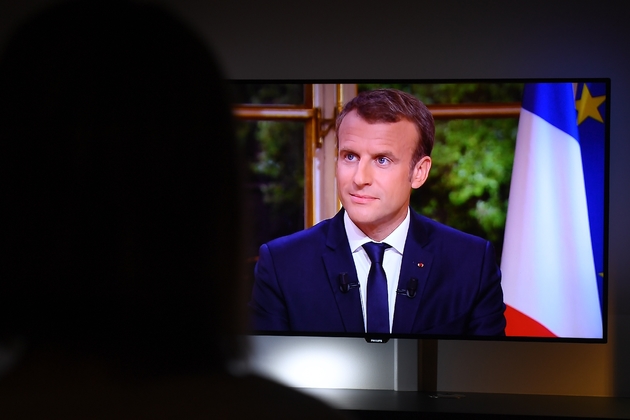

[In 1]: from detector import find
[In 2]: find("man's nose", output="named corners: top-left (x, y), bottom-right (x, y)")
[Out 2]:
top-left (353, 160), bottom-right (372, 186)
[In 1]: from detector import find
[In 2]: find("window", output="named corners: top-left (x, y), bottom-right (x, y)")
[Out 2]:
top-left (232, 82), bottom-right (522, 267)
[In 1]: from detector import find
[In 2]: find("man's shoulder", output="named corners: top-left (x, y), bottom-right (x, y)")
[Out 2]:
top-left (264, 213), bottom-right (340, 251)
top-left (410, 210), bottom-right (488, 247)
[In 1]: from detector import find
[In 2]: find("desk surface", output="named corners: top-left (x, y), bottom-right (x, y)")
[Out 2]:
top-left (302, 388), bottom-right (630, 419)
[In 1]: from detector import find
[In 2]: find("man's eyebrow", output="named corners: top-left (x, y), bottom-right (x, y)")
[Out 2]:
top-left (374, 150), bottom-right (396, 158)
top-left (338, 146), bottom-right (356, 154)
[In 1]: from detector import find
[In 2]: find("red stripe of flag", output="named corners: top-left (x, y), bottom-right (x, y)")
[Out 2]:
top-left (504, 305), bottom-right (557, 337)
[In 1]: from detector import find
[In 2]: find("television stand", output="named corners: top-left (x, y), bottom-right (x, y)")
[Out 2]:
top-left (302, 388), bottom-right (630, 419)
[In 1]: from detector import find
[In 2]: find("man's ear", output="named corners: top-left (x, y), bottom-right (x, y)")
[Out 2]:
top-left (411, 156), bottom-right (432, 189)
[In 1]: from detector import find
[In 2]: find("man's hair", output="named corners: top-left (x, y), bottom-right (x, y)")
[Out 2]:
top-left (335, 88), bottom-right (435, 168)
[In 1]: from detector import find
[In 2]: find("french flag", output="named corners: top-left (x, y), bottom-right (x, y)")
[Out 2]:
top-left (501, 82), bottom-right (604, 338)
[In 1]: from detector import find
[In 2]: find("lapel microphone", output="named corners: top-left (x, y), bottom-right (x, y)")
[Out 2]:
top-left (338, 273), bottom-right (417, 297)
top-left (396, 278), bottom-right (418, 298)
top-left (338, 272), bottom-right (359, 293)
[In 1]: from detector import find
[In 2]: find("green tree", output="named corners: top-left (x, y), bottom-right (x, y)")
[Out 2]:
top-left (414, 118), bottom-right (518, 249)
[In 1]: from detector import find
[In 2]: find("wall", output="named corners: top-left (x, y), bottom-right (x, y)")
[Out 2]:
top-left (3, 0), bottom-right (629, 397)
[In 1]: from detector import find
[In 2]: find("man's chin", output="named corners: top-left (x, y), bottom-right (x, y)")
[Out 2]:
top-left (343, 206), bottom-right (377, 225)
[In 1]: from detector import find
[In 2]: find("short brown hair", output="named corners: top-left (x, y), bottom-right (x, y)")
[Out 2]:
top-left (336, 88), bottom-right (435, 167)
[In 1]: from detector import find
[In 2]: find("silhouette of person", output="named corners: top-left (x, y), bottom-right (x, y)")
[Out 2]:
top-left (0, 1), bottom-right (346, 418)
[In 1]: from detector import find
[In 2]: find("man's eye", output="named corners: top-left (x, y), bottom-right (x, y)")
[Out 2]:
top-left (376, 157), bottom-right (389, 165)
top-left (345, 153), bottom-right (356, 161)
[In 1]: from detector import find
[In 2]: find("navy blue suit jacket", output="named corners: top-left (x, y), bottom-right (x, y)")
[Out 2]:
top-left (249, 208), bottom-right (506, 336)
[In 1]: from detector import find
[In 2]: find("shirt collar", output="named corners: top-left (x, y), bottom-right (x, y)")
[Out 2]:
top-left (344, 208), bottom-right (410, 255)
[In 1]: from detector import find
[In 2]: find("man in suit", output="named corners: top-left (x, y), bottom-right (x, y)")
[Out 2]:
top-left (249, 88), bottom-right (506, 336)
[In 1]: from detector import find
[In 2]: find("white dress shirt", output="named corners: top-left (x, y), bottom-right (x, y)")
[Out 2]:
top-left (343, 209), bottom-right (410, 333)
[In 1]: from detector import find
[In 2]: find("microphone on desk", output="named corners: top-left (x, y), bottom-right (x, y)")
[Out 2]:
top-left (338, 272), bottom-right (359, 293)
top-left (396, 278), bottom-right (418, 298)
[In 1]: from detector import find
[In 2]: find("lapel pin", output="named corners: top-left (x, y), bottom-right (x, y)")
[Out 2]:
top-left (417, 262), bottom-right (424, 268)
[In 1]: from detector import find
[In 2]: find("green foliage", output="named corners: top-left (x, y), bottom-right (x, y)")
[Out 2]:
top-left (412, 118), bottom-right (518, 249)
top-left (250, 120), bottom-right (304, 209)
top-left (235, 117), bottom-right (305, 256)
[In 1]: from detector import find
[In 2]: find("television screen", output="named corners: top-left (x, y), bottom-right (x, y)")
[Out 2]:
top-left (231, 80), bottom-right (608, 343)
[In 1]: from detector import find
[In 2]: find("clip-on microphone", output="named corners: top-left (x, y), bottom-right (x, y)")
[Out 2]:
top-left (396, 278), bottom-right (418, 298)
top-left (338, 272), bottom-right (360, 293)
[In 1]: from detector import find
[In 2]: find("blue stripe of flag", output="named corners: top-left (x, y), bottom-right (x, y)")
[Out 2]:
top-left (522, 83), bottom-right (579, 140)
top-left (577, 82), bottom-right (606, 313)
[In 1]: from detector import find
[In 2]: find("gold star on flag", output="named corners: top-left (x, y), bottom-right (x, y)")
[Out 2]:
top-left (575, 84), bottom-right (606, 125)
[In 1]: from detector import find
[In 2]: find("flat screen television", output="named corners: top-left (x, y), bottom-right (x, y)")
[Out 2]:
top-left (230, 79), bottom-right (609, 344)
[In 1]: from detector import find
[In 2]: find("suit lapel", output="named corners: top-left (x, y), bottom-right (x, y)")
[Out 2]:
top-left (322, 210), bottom-right (365, 333)
top-left (392, 210), bottom-right (434, 334)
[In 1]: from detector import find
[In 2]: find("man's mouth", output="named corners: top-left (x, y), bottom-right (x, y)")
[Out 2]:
top-left (349, 193), bottom-right (377, 204)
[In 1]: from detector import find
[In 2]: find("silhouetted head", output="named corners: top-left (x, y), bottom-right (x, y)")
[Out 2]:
top-left (0, 0), bottom-right (245, 376)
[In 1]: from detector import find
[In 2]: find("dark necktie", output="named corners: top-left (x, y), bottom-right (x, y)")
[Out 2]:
top-left (363, 241), bottom-right (391, 334)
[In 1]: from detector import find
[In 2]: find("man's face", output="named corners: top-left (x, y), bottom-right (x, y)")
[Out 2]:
top-left (336, 110), bottom-right (431, 241)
